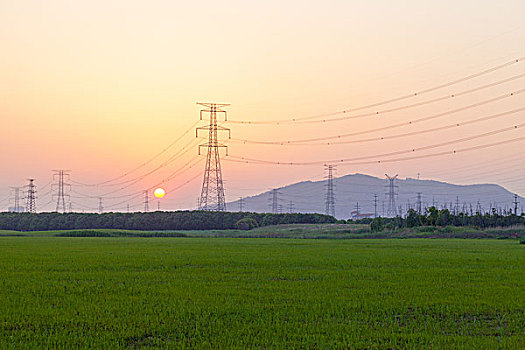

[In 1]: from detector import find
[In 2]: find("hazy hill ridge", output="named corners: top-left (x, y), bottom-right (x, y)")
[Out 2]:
top-left (228, 174), bottom-right (523, 219)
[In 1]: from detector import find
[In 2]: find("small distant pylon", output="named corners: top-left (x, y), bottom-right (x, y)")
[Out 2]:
top-left (144, 190), bottom-right (149, 212)
top-left (52, 170), bottom-right (70, 213)
top-left (268, 189), bottom-right (280, 213)
top-left (25, 179), bottom-right (37, 213)
top-left (324, 164), bottom-right (336, 217)
top-left (196, 103), bottom-right (231, 211)
top-left (385, 174), bottom-right (398, 217)
top-left (238, 197), bottom-right (245, 212)
top-left (10, 186), bottom-right (22, 212)
top-left (98, 197), bottom-right (103, 214)
top-left (288, 200), bottom-right (295, 213)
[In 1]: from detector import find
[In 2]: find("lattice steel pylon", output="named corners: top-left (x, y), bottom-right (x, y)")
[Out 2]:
top-left (324, 164), bottom-right (336, 217)
top-left (385, 174), bottom-right (398, 217)
top-left (53, 170), bottom-right (70, 213)
top-left (196, 103), bottom-right (231, 211)
top-left (25, 178), bottom-right (37, 213)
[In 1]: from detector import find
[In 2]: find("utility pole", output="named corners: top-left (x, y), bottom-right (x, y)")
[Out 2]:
top-left (513, 194), bottom-right (520, 215)
top-left (52, 170), bottom-right (70, 213)
top-left (238, 197), bottom-right (245, 212)
top-left (196, 103), bottom-right (230, 211)
top-left (68, 202), bottom-right (73, 213)
top-left (373, 194), bottom-right (378, 217)
top-left (98, 197), bottom-right (103, 214)
top-left (385, 174), bottom-right (398, 217)
top-left (324, 164), bottom-right (336, 217)
top-left (144, 190), bottom-right (149, 212)
top-left (455, 196), bottom-right (460, 215)
top-left (25, 179), bottom-right (37, 213)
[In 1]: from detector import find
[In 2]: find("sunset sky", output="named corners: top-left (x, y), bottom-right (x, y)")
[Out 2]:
top-left (1, 0), bottom-right (525, 212)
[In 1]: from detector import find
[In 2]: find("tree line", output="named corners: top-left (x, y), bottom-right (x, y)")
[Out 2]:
top-left (366, 207), bottom-right (525, 232)
top-left (0, 211), bottom-right (337, 231)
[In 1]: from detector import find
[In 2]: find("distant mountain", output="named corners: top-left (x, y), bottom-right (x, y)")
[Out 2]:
top-left (228, 173), bottom-right (523, 219)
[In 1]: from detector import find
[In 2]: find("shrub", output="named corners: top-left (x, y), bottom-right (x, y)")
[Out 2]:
top-left (236, 217), bottom-right (259, 231)
top-left (370, 217), bottom-right (384, 233)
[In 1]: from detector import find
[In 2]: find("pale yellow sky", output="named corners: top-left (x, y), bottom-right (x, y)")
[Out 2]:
top-left (1, 0), bottom-right (525, 210)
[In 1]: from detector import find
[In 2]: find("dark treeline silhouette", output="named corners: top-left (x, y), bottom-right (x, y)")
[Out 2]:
top-left (0, 211), bottom-right (337, 231)
top-left (365, 207), bottom-right (525, 232)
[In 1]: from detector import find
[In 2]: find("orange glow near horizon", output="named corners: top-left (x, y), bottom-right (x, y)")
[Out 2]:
top-left (2, 1), bottom-right (525, 211)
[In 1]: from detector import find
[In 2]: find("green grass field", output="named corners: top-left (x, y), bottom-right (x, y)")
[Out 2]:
top-left (0, 237), bottom-right (523, 348)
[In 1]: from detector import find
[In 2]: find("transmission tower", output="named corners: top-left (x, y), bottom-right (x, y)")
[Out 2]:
top-left (513, 194), bottom-right (520, 215)
top-left (238, 197), bottom-right (245, 212)
top-left (196, 103), bottom-right (231, 211)
top-left (25, 179), bottom-right (37, 213)
top-left (9, 187), bottom-right (22, 212)
top-left (324, 164), bottom-right (336, 217)
top-left (385, 174), bottom-right (398, 217)
top-left (52, 170), bottom-right (70, 213)
top-left (268, 189), bottom-right (280, 214)
top-left (288, 200), bottom-right (295, 213)
top-left (144, 190), bottom-right (149, 212)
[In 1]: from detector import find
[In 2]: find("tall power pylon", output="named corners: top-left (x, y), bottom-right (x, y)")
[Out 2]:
top-left (385, 174), bottom-right (398, 217)
top-left (196, 103), bottom-right (231, 211)
top-left (324, 164), bottom-right (336, 217)
top-left (53, 170), bottom-right (70, 213)
top-left (373, 194), bottom-right (378, 217)
top-left (144, 190), bottom-right (149, 212)
top-left (25, 179), bottom-right (37, 213)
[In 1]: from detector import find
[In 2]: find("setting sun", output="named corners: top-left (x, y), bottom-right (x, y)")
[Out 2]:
top-left (154, 188), bottom-right (166, 198)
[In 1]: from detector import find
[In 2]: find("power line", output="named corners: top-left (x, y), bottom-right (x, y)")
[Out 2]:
top-left (226, 122), bottom-right (525, 166)
top-left (232, 106), bottom-right (525, 147)
top-left (227, 56), bottom-right (525, 125)
top-left (71, 121), bottom-right (199, 186)
top-left (231, 89), bottom-right (525, 145)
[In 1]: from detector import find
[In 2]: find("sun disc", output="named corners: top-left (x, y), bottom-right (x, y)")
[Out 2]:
top-left (154, 188), bottom-right (166, 198)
